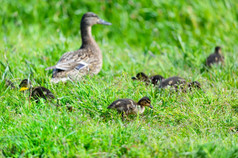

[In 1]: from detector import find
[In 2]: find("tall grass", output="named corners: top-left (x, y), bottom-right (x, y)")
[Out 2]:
top-left (0, 0), bottom-right (238, 157)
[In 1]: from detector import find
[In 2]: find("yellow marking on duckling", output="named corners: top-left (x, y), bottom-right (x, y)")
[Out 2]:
top-left (19, 87), bottom-right (29, 91)
top-left (168, 81), bottom-right (173, 85)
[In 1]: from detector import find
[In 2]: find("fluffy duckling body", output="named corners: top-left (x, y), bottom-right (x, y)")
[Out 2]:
top-left (45, 12), bottom-right (111, 83)
top-left (206, 46), bottom-right (224, 67)
top-left (107, 96), bottom-right (153, 120)
top-left (132, 72), bottom-right (164, 86)
top-left (158, 76), bottom-right (186, 89)
top-left (159, 76), bottom-right (202, 92)
top-left (19, 79), bottom-right (55, 102)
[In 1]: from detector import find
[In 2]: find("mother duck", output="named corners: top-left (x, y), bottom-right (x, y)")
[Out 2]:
top-left (46, 12), bottom-right (111, 83)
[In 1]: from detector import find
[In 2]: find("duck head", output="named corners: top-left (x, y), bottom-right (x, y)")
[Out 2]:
top-left (81, 12), bottom-right (111, 27)
top-left (19, 79), bottom-right (32, 91)
top-left (131, 72), bottom-right (149, 81)
top-left (215, 46), bottom-right (222, 54)
top-left (138, 96), bottom-right (153, 109)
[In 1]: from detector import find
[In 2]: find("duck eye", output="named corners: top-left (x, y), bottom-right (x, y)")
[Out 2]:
top-left (91, 14), bottom-right (98, 18)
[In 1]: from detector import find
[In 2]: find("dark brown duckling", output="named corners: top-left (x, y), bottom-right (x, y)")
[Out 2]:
top-left (131, 72), bottom-right (149, 82)
top-left (19, 79), bottom-right (55, 102)
top-left (107, 96), bottom-right (153, 120)
top-left (206, 46), bottom-right (224, 67)
top-left (5, 79), bottom-right (16, 89)
top-left (132, 72), bottom-right (164, 86)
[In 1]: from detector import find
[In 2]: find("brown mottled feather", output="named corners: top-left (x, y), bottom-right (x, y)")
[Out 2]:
top-left (31, 86), bottom-right (55, 101)
top-left (159, 76), bottom-right (186, 89)
top-left (107, 97), bottom-right (152, 117)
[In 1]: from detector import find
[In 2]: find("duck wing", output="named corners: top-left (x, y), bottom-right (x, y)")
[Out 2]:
top-left (45, 48), bottom-right (92, 71)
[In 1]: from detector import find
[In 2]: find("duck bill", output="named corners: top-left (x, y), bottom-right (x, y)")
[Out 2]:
top-left (149, 105), bottom-right (153, 109)
top-left (97, 19), bottom-right (112, 25)
top-left (19, 87), bottom-right (29, 92)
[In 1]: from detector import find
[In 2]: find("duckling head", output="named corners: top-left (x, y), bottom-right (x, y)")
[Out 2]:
top-left (81, 12), bottom-right (111, 27)
top-left (138, 96), bottom-right (153, 109)
top-left (19, 79), bottom-right (32, 92)
top-left (131, 72), bottom-right (148, 81)
top-left (150, 75), bottom-right (164, 85)
top-left (215, 46), bottom-right (222, 54)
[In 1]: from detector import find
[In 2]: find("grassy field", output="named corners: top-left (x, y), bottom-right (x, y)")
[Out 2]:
top-left (0, 0), bottom-right (238, 157)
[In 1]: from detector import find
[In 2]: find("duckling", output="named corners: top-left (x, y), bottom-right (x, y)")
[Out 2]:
top-left (206, 46), bottom-right (224, 67)
top-left (132, 72), bottom-right (164, 86)
top-left (107, 96), bottom-right (153, 120)
top-left (45, 12), bottom-right (111, 83)
top-left (19, 79), bottom-right (55, 102)
top-left (131, 72), bottom-right (149, 82)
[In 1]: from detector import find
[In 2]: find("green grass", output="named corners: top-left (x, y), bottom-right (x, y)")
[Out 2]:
top-left (1, 0), bottom-right (238, 157)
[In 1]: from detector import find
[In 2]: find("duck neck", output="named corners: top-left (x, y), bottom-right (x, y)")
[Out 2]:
top-left (80, 24), bottom-right (97, 48)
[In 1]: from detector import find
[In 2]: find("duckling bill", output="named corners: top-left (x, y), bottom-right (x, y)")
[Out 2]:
top-left (107, 96), bottom-right (153, 120)
top-left (45, 12), bottom-right (111, 83)
top-left (19, 79), bottom-right (55, 102)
